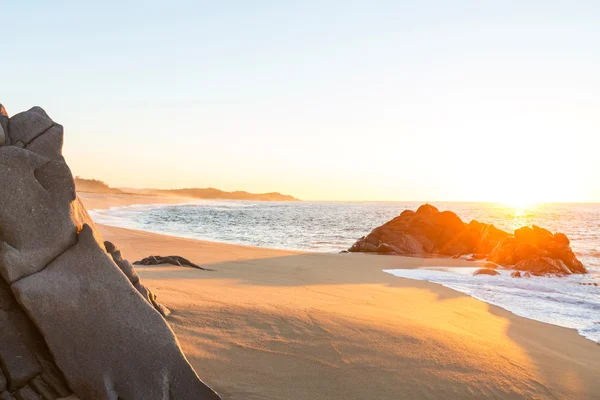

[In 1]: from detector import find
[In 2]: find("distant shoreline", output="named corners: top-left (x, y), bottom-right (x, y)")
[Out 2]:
top-left (75, 178), bottom-right (300, 202)
top-left (78, 192), bottom-right (197, 210)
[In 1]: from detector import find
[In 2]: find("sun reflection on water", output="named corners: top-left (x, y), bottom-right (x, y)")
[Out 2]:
top-left (491, 202), bottom-right (541, 232)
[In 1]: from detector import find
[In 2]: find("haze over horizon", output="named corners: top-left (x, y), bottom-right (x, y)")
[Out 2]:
top-left (76, 178), bottom-right (600, 205)
top-left (4, 1), bottom-right (599, 203)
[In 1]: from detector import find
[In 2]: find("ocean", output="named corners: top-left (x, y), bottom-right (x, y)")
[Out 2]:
top-left (90, 200), bottom-right (600, 343)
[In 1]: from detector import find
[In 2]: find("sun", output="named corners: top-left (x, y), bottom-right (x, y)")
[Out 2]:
top-left (505, 201), bottom-right (536, 216)
top-left (493, 195), bottom-right (542, 219)
top-left (490, 178), bottom-right (545, 212)
top-left (492, 189), bottom-right (541, 216)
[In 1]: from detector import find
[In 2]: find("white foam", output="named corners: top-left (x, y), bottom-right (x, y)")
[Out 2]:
top-left (383, 267), bottom-right (600, 343)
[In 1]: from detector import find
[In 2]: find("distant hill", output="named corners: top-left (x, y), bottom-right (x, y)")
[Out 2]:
top-left (75, 178), bottom-right (299, 201)
top-left (145, 188), bottom-right (299, 202)
top-left (75, 178), bottom-right (123, 194)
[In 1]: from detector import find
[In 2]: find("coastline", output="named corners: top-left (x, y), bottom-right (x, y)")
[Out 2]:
top-left (79, 192), bottom-right (198, 210)
top-left (83, 193), bottom-right (600, 399)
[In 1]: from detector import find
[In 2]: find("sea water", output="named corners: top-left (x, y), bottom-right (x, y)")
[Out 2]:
top-left (90, 201), bottom-right (600, 342)
top-left (383, 267), bottom-right (599, 342)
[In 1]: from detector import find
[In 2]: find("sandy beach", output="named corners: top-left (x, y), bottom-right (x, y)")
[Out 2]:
top-left (79, 192), bottom-right (198, 210)
top-left (83, 193), bottom-right (600, 400)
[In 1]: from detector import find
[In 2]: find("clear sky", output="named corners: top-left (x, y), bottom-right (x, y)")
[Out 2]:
top-left (3, 1), bottom-right (599, 202)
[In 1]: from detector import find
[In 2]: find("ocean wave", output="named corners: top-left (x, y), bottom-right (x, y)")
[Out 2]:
top-left (383, 267), bottom-right (600, 343)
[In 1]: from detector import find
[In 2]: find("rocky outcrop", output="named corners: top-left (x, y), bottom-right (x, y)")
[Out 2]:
top-left (349, 204), bottom-right (586, 276)
top-left (0, 104), bottom-right (220, 399)
top-left (105, 242), bottom-right (171, 317)
top-left (348, 204), bottom-right (499, 257)
top-left (473, 268), bottom-right (500, 276)
top-left (488, 225), bottom-right (586, 275)
top-left (134, 255), bottom-right (209, 270)
top-left (349, 205), bottom-right (470, 256)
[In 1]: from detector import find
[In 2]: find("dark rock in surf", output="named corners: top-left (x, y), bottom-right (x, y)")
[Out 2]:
top-left (473, 268), bottom-right (500, 276)
top-left (513, 257), bottom-right (572, 276)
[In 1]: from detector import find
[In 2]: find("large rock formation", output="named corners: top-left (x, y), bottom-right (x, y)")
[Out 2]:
top-left (349, 204), bottom-right (586, 276)
top-left (0, 104), bottom-right (220, 399)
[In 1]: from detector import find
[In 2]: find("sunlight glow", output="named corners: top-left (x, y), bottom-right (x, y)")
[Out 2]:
top-left (501, 200), bottom-right (538, 217)
top-left (5, 2), bottom-right (600, 203)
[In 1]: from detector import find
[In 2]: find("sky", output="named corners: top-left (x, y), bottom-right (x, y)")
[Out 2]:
top-left (3, 1), bottom-right (600, 202)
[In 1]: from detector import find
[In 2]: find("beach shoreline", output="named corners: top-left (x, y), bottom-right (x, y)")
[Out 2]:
top-left (79, 192), bottom-right (198, 210)
top-left (83, 192), bottom-right (600, 399)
